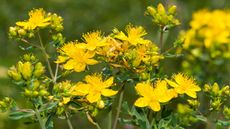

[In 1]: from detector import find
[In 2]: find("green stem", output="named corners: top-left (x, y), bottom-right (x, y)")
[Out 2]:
top-left (35, 109), bottom-right (46, 129)
top-left (159, 27), bottom-right (164, 53)
top-left (108, 110), bottom-right (112, 129)
top-left (37, 31), bottom-right (54, 80)
top-left (112, 86), bottom-right (125, 129)
top-left (53, 64), bottom-right (59, 84)
top-left (95, 123), bottom-right (102, 129)
top-left (65, 112), bottom-right (74, 129)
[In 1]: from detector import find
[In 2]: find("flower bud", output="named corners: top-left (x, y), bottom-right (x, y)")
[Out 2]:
top-left (23, 54), bottom-right (36, 62)
top-left (211, 99), bottom-right (221, 110)
top-left (24, 89), bottom-right (32, 97)
top-left (212, 83), bottom-right (219, 95)
top-left (168, 5), bottom-right (177, 15)
top-left (39, 90), bottom-right (49, 96)
top-left (32, 91), bottom-right (39, 97)
top-left (203, 84), bottom-right (211, 92)
top-left (28, 32), bottom-right (35, 38)
top-left (157, 3), bottom-right (166, 15)
top-left (9, 27), bottom-right (17, 36)
top-left (21, 62), bottom-right (33, 80)
top-left (221, 85), bottom-right (229, 95)
top-left (223, 107), bottom-right (230, 119)
top-left (17, 61), bottom-right (24, 73)
top-left (97, 100), bottom-right (105, 109)
top-left (32, 80), bottom-right (40, 90)
top-left (18, 29), bottom-right (26, 36)
top-left (34, 62), bottom-right (45, 77)
top-left (147, 6), bottom-right (157, 16)
top-left (8, 67), bottom-right (21, 81)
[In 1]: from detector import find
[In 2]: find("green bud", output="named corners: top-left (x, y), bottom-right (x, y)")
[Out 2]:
top-left (32, 80), bottom-right (40, 90)
top-left (223, 107), bottom-right (230, 119)
top-left (211, 99), bottom-right (221, 110)
top-left (168, 5), bottom-right (177, 15)
top-left (32, 91), bottom-right (39, 97)
top-left (22, 62), bottom-right (33, 80)
top-left (92, 108), bottom-right (98, 117)
top-left (28, 32), bottom-right (35, 38)
top-left (221, 85), bottom-right (229, 95)
top-left (33, 62), bottom-right (45, 77)
top-left (24, 89), bottom-right (32, 97)
top-left (147, 6), bottom-right (157, 16)
top-left (23, 54), bottom-right (36, 62)
top-left (203, 84), bottom-right (211, 92)
top-left (18, 29), bottom-right (26, 36)
top-left (212, 83), bottom-right (220, 95)
top-left (9, 27), bottom-right (17, 36)
top-left (140, 72), bottom-right (150, 80)
top-left (39, 90), bottom-right (49, 96)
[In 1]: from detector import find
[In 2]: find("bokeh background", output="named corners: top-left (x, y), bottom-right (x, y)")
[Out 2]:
top-left (0, 0), bottom-right (229, 129)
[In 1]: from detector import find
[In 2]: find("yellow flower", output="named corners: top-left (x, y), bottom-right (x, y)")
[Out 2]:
top-left (134, 80), bottom-right (175, 111)
top-left (114, 24), bottom-right (150, 46)
top-left (16, 8), bottom-right (50, 30)
top-left (72, 74), bottom-right (117, 103)
top-left (165, 73), bottom-right (201, 98)
top-left (183, 9), bottom-right (230, 48)
top-left (82, 31), bottom-right (108, 51)
top-left (56, 42), bottom-right (98, 72)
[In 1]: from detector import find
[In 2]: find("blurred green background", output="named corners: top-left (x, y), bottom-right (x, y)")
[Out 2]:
top-left (0, 0), bottom-right (229, 129)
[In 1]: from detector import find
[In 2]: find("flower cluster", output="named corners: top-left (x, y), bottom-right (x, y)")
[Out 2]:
top-left (134, 73), bottom-right (201, 111)
top-left (182, 9), bottom-right (230, 58)
top-left (57, 24), bottom-right (163, 74)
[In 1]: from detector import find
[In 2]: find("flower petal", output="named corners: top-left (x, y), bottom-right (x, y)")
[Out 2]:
top-left (134, 97), bottom-right (149, 107)
top-left (86, 92), bottom-right (101, 103)
top-left (101, 89), bottom-right (118, 97)
top-left (165, 79), bottom-right (179, 88)
top-left (149, 101), bottom-right (161, 112)
top-left (104, 77), bottom-right (114, 88)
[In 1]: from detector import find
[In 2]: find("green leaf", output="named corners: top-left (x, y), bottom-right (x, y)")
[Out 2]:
top-left (39, 102), bottom-right (58, 112)
top-left (216, 120), bottom-right (230, 126)
top-left (195, 115), bottom-right (207, 122)
top-left (9, 109), bottom-right (35, 120)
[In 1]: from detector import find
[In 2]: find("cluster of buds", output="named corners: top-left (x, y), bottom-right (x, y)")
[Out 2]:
top-left (47, 13), bottom-right (64, 32)
top-left (187, 99), bottom-right (200, 109)
top-left (9, 26), bottom-right (35, 39)
top-left (52, 81), bottom-right (75, 114)
top-left (0, 97), bottom-right (14, 112)
top-left (146, 3), bottom-right (180, 29)
top-left (8, 54), bottom-right (49, 98)
top-left (8, 56), bottom-right (45, 81)
top-left (176, 103), bottom-right (198, 126)
top-left (204, 83), bottom-right (229, 110)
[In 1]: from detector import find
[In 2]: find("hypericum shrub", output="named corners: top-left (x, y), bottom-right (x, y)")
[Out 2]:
top-left (180, 9), bottom-right (230, 83)
top-left (1, 2), bottom-right (229, 129)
